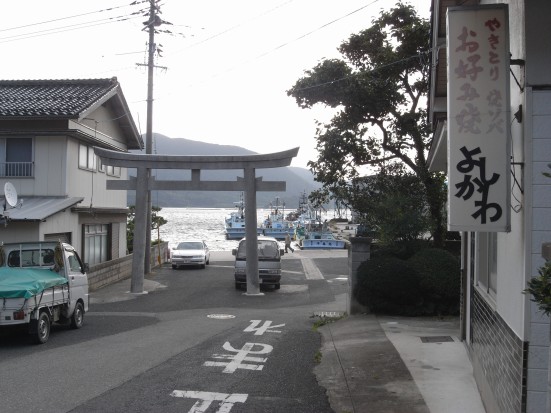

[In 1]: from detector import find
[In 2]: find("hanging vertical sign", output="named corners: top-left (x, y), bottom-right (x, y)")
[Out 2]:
top-left (447, 5), bottom-right (510, 231)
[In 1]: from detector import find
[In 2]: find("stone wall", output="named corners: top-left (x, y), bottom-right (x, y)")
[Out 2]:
top-left (88, 242), bottom-right (169, 291)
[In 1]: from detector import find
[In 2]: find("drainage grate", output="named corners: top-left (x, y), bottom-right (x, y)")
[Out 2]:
top-left (420, 336), bottom-right (454, 343)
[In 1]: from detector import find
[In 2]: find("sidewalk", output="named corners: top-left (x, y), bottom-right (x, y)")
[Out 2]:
top-left (315, 314), bottom-right (486, 413)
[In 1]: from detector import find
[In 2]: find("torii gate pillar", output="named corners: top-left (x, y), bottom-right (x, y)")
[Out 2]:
top-left (95, 147), bottom-right (299, 296)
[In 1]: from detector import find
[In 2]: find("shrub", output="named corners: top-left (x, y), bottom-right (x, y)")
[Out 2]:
top-left (409, 248), bottom-right (460, 315)
top-left (371, 239), bottom-right (432, 260)
top-left (354, 255), bottom-right (424, 315)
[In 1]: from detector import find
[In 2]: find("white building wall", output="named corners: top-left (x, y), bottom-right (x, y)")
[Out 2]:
top-left (65, 138), bottom-right (127, 208)
top-left (5, 135), bottom-right (68, 196)
top-left (38, 208), bottom-right (81, 251)
top-left (0, 222), bottom-right (39, 243)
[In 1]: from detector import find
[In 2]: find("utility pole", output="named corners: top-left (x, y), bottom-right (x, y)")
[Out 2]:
top-left (133, 0), bottom-right (167, 286)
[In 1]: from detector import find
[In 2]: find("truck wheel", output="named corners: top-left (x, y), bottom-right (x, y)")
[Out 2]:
top-left (275, 283), bottom-right (281, 290)
top-left (71, 301), bottom-right (84, 329)
top-left (32, 311), bottom-right (51, 344)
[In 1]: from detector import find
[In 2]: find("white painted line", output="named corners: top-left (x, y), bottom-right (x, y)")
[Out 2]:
top-left (170, 390), bottom-right (248, 413)
top-left (204, 341), bottom-right (273, 373)
top-left (301, 257), bottom-right (324, 280)
top-left (207, 314), bottom-right (236, 319)
top-left (244, 320), bottom-right (285, 335)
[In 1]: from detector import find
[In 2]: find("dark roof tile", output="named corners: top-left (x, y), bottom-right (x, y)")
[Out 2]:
top-left (0, 78), bottom-right (119, 118)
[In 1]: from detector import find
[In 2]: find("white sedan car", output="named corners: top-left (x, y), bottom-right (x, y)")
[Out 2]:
top-left (171, 240), bottom-right (210, 269)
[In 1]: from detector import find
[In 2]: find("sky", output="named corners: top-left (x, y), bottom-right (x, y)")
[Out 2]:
top-left (2, 0), bottom-right (430, 168)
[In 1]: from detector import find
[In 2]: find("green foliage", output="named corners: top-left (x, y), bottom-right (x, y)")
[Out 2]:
top-left (351, 169), bottom-right (431, 245)
top-left (355, 247), bottom-right (461, 316)
top-left (126, 205), bottom-right (167, 253)
top-left (524, 262), bottom-right (551, 316)
top-left (287, 3), bottom-right (446, 247)
top-left (371, 239), bottom-right (432, 260)
top-left (409, 248), bottom-right (460, 315)
top-left (354, 256), bottom-right (423, 315)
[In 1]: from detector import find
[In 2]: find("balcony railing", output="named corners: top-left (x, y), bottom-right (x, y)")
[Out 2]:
top-left (0, 162), bottom-right (34, 177)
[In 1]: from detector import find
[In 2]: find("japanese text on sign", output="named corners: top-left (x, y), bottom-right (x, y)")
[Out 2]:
top-left (447, 5), bottom-right (510, 231)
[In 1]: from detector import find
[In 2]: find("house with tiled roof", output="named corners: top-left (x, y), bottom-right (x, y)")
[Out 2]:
top-left (0, 77), bottom-right (143, 265)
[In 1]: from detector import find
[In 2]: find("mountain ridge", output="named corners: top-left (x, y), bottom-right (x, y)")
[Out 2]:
top-left (127, 134), bottom-right (320, 208)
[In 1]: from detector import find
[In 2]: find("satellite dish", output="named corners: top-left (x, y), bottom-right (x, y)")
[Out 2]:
top-left (4, 182), bottom-right (18, 208)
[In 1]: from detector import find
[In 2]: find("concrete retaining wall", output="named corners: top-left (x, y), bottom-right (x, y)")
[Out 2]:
top-left (88, 242), bottom-right (169, 291)
top-left (348, 237), bottom-right (372, 314)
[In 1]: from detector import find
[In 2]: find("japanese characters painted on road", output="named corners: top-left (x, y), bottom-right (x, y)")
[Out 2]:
top-left (447, 4), bottom-right (511, 231)
top-left (244, 320), bottom-right (286, 335)
top-left (204, 342), bottom-right (274, 373)
top-left (171, 320), bottom-right (285, 411)
top-left (170, 390), bottom-right (248, 413)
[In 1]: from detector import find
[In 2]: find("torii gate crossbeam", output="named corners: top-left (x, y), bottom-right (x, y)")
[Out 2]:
top-left (94, 146), bottom-right (299, 296)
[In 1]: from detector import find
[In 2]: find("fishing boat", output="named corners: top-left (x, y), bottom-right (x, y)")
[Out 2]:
top-left (224, 194), bottom-right (262, 240)
top-left (300, 227), bottom-right (347, 250)
top-left (261, 197), bottom-right (294, 240)
top-left (292, 193), bottom-right (346, 250)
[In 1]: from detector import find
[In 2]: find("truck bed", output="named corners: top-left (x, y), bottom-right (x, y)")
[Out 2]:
top-left (0, 267), bottom-right (68, 299)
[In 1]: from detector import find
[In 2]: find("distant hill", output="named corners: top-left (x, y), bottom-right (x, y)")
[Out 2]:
top-left (127, 134), bottom-right (320, 208)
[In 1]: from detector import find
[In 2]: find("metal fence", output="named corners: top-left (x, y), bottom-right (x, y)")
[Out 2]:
top-left (0, 162), bottom-right (34, 177)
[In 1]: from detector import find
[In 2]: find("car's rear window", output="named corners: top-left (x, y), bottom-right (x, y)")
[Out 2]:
top-left (7, 249), bottom-right (56, 267)
top-left (237, 240), bottom-right (279, 259)
top-left (176, 242), bottom-right (203, 250)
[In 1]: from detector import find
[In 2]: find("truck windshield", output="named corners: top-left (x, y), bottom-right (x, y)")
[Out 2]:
top-left (236, 240), bottom-right (279, 260)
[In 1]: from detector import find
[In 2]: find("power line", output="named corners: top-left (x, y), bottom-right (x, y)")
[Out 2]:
top-left (0, 15), bottom-right (141, 44)
top-left (168, 0), bottom-right (382, 90)
top-left (0, 2), bottom-right (145, 44)
top-left (0, 2), bottom-right (133, 33)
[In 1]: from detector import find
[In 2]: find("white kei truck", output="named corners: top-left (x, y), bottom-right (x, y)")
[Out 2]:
top-left (0, 241), bottom-right (89, 344)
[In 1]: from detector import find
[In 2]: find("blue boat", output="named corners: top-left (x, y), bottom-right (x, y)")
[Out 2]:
top-left (261, 197), bottom-right (295, 240)
top-left (224, 195), bottom-right (263, 240)
top-left (292, 193), bottom-right (346, 250)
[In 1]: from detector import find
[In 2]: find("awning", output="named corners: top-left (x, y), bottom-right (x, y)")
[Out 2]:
top-left (2, 197), bottom-right (84, 221)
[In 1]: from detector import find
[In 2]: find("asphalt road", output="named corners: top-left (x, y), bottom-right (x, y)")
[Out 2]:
top-left (0, 252), bottom-right (349, 413)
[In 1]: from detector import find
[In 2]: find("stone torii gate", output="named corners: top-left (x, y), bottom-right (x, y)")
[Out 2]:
top-left (94, 146), bottom-right (299, 296)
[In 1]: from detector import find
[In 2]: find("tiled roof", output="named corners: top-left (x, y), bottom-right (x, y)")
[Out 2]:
top-left (0, 78), bottom-right (119, 118)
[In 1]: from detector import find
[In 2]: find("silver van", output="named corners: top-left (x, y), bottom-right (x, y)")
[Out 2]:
top-left (232, 236), bottom-right (284, 290)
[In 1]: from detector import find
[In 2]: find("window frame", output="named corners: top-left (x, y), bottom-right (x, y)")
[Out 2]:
top-left (475, 231), bottom-right (498, 302)
top-left (78, 144), bottom-right (97, 171)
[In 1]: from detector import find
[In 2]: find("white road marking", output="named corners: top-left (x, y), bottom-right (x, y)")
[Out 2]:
top-left (301, 257), bottom-right (324, 280)
top-left (244, 320), bottom-right (285, 335)
top-left (204, 342), bottom-right (273, 373)
top-left (170, 390), bottom-right (248, 413)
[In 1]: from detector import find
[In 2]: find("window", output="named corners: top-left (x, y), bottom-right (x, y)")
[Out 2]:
top-left (0, 137), bottom-right (34, 177)
top-left (78, 144), bottom-right (96, 171)
top-left (476, 232), bottom-right (497, 298)
top-left (97, 155), bottom-right (120, 177)
top-left (84, 224), bottom-right (110, 265)
top-left (66, 250), bottom-right (82, 272)
top-left (106, 165), bottom-right (121, 177)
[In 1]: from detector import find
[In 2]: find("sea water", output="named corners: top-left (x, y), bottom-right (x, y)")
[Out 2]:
top-left (154, 207), bottom-right (342, 251)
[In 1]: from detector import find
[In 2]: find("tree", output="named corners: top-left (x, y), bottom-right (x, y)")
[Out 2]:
top-left (287, 3), bottom-right (446, 246)
top-left (352, 166), bottom-right (430, 245)
top-left (127, 205), bottom-right (167, 253)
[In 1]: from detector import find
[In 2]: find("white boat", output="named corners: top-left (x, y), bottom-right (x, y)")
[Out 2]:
top-left (224, 194), bottom-right (262, 240)
top-left (292, 192), bottom-right (346, 250)
top-left (261, 197), bottom-right (294, 240)
top-left (300, 229), bottom-right (346, 249)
